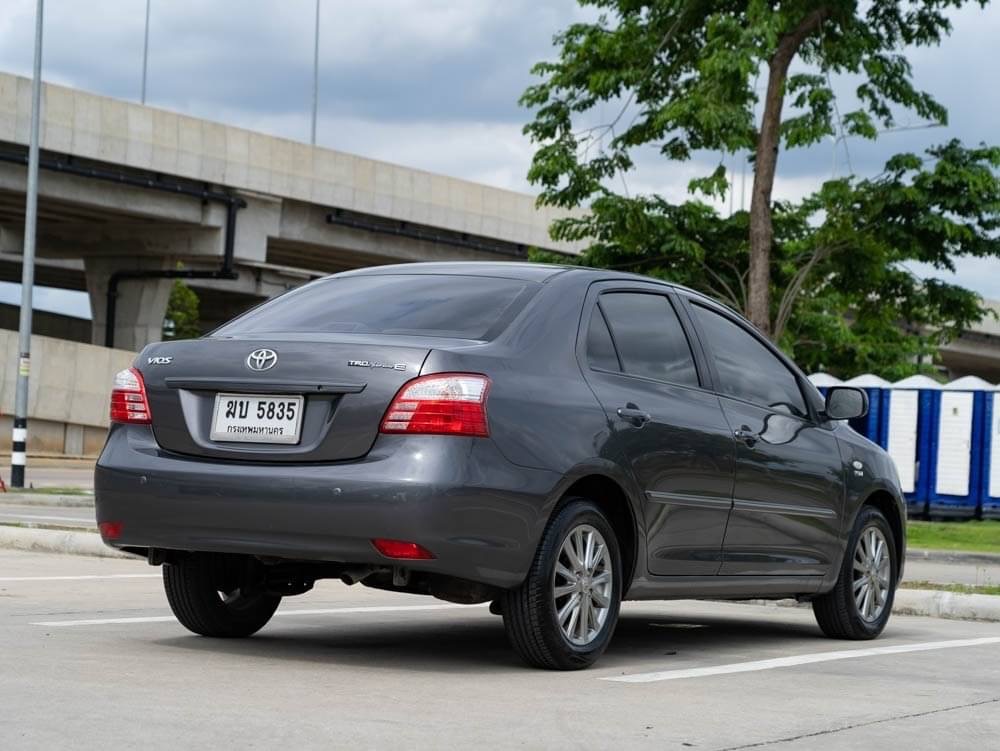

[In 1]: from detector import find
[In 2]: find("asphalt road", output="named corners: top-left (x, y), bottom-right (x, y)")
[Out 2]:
top-left (0, 504), bottom-right (96, 528)
top-left (2, 548), bottom-right (999, 750)
top-left (1, 464), bottom-right (95, 489)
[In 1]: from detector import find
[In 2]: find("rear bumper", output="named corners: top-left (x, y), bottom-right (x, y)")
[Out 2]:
top-left (95, 425), bottom-right (561, 589)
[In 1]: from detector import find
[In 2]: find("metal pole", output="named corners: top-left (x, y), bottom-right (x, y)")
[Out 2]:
top-left (311, 0), bottom-right (320, 145)
top-left (11, 0), bottom-right (44, 489)
top-left (141, 0), bottom-right (151, 103)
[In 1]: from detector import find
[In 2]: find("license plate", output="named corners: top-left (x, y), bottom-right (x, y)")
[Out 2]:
top-left (210, 393), bottom-right (304, 444)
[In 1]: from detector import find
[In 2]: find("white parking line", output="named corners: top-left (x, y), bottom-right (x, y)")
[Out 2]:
top-left (0, 574), bottom-right (160, 582)
top-left (605, 637), bottom-right (1000, 683)
top-left (32, 602), bottom-right (483, 627)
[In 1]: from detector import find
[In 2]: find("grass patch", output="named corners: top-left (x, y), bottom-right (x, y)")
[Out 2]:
top-left (907, 520), bottom-right (1000, 554)
top-left (901, 580), bottom-right (1000, 596)
top-left (10, 486), bottom-right (92, 496)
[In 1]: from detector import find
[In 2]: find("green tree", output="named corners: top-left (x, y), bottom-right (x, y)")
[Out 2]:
top-left (162, 280), bottom-right (201, 340)
top-left (522, 0), bottom-right (992, 338)
top-left (535, 140), bottom-right (1000, 378)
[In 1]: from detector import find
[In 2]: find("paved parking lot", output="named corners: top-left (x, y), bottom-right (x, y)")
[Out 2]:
top-left (2, 549), bottom-right (998, 749)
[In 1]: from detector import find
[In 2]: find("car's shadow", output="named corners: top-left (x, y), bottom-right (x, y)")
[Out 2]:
top-left (152, 604), bottom-right (923, 675)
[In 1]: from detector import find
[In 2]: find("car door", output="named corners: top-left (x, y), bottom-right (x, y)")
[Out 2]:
top-left (684, 299), bottom-right (844, 577)
top-left (579, 283), bottom-right (736, 576)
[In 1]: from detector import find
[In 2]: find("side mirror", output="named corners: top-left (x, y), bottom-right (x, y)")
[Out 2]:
top-left (824, 386), bottom-right (868, 421)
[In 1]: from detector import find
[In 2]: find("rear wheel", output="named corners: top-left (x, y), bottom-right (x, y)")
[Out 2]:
top-left (502, 498), bottom-right (622, 670)
top-left (813, 506), bottom-right (897, 639)
top-left (163, 553), bottom-right (281, 638)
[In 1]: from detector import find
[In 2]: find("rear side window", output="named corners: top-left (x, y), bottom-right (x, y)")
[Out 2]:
top-left (586, 306), bottom-right (621, 371)
top-left (691, 304), bottom-right (807, 417)
top-left (213, 274), bottom-right (537, 340)
top-left (598, 293), bottom-right (699, 387)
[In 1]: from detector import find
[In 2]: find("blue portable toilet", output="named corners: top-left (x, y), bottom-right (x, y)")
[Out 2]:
top-left (926, 376), bottom-right (991, 519)
top-left (807, 372), bottom-right (842, 398)
top-left (843, 374), bottom-right (889, 442)
top-left (982, 382), bottom-right (1000, 520)
top-left (885, 375), bottom-right (941, 517)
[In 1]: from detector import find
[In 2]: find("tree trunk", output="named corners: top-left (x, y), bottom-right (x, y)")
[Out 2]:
top-left (747, 8), bottom-right (829, 338)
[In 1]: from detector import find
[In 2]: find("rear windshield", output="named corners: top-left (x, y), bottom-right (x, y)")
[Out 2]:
top-left (213, 274), bottom-right (538, 340)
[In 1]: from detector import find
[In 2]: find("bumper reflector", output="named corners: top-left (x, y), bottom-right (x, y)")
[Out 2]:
top-left (98, 521), bottom-right (124, 541)
top-left (371, 538), bottom-right (435, 560)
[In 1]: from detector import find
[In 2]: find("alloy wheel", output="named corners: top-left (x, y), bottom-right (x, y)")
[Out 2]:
top-left (552, 524), bottom-right (613, 646)
top-left (852, 526), bottom-right (891, 623)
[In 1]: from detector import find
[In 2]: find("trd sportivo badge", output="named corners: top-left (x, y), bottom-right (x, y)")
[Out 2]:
top-left (347, 360), bottom-right (407, 371)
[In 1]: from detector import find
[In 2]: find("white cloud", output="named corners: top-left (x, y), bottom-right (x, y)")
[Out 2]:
top-left (0, 0), bottom-right (997, 304)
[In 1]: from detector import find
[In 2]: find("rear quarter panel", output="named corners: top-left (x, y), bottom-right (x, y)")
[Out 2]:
top-left (420, 274), bottom-right (611, 478)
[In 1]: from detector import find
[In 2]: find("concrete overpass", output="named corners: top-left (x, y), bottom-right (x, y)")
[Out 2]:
top-left (939, 300), bottom-right (1000, 383)
top-left (0, 71), bottom-right (583, 350)
top-left (1, 70), bottom-right (998, 380)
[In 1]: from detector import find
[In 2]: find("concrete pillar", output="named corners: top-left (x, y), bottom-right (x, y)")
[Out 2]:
top-left (84, 257), bottom-right (174, 351)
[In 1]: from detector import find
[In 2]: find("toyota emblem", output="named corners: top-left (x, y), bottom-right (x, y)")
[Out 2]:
top-left (246, 348), bottom-right (278, 371)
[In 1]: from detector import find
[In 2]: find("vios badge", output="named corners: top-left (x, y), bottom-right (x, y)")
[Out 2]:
top-left (246, 348), bottom-right (278, 371)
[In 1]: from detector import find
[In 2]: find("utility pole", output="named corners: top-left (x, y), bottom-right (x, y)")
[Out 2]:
top-left (311, 0), bottom-right (320, 145)
top-left (141, 0), bottom-right (151, 104)
top-left (11, 0), bottom-right (45, 488)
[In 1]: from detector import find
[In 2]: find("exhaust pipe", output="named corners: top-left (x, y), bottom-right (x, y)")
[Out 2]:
top-left (340, 567), bottom-right (376, 586)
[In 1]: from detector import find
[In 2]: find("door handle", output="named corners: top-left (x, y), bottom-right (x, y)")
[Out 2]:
top-left (617, 405), bottom-right (651, 427)
top-left (734, 425), bottom-right (760, 446)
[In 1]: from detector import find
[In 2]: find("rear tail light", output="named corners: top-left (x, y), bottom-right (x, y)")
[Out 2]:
top-left (371, 538), bottom-right (436, 560)
top-left (380, 373), bottom-right (490, 437)
top-left (110, 367), bottom-right (152, 424)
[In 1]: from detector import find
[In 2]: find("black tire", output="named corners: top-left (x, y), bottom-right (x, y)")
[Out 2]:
top-left (163, 553), bottom-right (281, 638)
top-left (501, 498), bottom-right (623, 670)
top-left (813, 506), bottom-right (897, 639)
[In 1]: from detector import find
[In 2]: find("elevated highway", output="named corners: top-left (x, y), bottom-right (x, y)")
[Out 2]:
top-left (0, 71), bottom-right (997, 380)
top-left (0, 71), bottom-right (582, 350)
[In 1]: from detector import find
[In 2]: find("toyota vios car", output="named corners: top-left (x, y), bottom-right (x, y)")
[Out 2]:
top-left (95, 262), bottom-right (905, 670)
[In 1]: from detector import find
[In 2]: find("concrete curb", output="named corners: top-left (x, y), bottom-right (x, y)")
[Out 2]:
top-left (892, 588), bottom-right (1000, 622)
top-left (908, 548), bottom-right (1000, 565)
top-left (734, 590), bottom-right (1000, 622)
top-left (0, 525), bottom-right (129, 559)
top-left (0, 493), bottom-right (95, 508)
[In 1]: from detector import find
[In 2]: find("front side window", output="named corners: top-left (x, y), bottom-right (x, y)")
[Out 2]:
top-left (691, 304), bottom-right (807, 417)
top-left (598, 292), bottom-right (699, 387)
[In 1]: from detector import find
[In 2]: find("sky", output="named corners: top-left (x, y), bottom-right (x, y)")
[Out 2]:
top-left (1, 0), bottom-right (999, 317)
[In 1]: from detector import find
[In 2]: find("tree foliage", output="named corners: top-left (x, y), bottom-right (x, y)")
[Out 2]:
top-left (533, 140), bottom-right (1000, 379)
top-left (522, 0), bottom-right (994, 350)
top-left (162, 280), bottom-right (201, 341)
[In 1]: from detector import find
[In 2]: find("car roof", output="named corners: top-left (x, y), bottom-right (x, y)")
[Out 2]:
top-left (333, 261), bottom-right (704, 294)
top-left (336, 261), bottom-right (573, 283)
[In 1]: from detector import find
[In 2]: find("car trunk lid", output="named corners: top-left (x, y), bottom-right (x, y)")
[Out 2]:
top-left (137, 336), bottom-right (430, 462)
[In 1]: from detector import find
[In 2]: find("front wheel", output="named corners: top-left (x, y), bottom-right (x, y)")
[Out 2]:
top-left (501, 498), bottom-right (622, 670)
top-left (163, 553), bottom-right (281, 638)
top-left (813, 506), bottom-right (898, 639)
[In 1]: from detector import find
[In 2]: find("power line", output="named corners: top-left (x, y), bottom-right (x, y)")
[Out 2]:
top-left (827, 70), bottom-right (853, 177)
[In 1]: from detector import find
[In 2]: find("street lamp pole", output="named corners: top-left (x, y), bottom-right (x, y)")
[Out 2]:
top-left (311, 0), bottom-right (320, 145)
top-left (11, 0), bottom-right (45, 488)
top-left (141, 0), bottom-right (151, 104)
